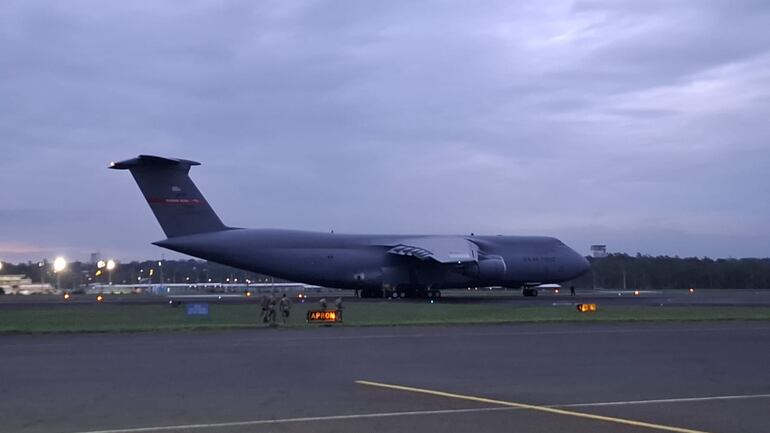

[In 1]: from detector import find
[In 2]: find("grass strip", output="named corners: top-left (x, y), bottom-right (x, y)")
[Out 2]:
top-left (1, 302), bottom-right (769, 334)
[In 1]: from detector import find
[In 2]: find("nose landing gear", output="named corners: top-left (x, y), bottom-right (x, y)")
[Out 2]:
top-left (377, 287), bottom-right (442, 299)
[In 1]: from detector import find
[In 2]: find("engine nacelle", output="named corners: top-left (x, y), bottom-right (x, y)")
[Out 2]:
top-left (463, 255), bottom-right (507, 281)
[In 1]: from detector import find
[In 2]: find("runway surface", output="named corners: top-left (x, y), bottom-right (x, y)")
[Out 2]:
top-left (2, 322), bottom-right (769, 433)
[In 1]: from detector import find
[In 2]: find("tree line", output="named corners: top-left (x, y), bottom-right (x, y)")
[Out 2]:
top-left (3, 254), bottom-right (770, 290)
top-left (569, 254), bottom-right (770, 290)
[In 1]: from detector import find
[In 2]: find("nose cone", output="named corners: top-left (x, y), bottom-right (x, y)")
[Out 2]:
top-left (572, 250), bottom-right (590, 278)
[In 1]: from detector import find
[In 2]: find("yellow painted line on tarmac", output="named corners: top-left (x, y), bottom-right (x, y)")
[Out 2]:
top-left (355, 380), bottom-right (713, 433)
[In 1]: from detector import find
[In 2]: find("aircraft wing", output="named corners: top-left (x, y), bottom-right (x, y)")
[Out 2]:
top-left (386, 237), bottom-right (478, 263)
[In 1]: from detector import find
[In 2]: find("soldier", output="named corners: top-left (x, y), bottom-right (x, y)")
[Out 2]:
top-left (319, 298), bottom-right (327, 310)
top-left (267, 294), bottom-right (277, 324)
top-left (259, 295), bottom-right (270, 323)
top-left (570, 285), bottom-right (576, 296)
top-left (279, 293), bottom-right (292, 324)
top-left (335, 297), bottom-right (343, 312)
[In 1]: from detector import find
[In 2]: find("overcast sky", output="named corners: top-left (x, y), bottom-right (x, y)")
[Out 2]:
top-left (2, 0), bottom-right (770, 263)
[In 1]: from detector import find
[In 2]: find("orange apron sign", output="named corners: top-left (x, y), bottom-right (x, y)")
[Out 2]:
top-left (307, 310), bottom-right (342, 323)
top-left (576, 303), bottom-right (597, 312)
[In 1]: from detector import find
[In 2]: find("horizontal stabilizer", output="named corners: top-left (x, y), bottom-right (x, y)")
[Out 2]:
top-left (110, 155), bottom-right (200, 170)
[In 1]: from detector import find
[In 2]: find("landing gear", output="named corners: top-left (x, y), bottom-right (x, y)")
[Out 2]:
top-left (360, 288), bottom-right (383, 298)
top-left (522, 288), bottom-right (539, 297)
top-left (383, 287), bottom-right (441, 299)
top-left (383, 289), bottom-right (401, 299)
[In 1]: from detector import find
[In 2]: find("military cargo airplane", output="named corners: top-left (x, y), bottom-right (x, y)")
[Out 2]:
top-left (111, 155), bottom-right (589, 298)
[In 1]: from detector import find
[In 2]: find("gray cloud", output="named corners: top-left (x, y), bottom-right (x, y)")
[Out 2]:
top-left (1, 0), bottom-right (769, 262)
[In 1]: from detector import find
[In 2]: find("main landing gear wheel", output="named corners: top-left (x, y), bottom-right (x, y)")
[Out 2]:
top-left (361, 288), bottom-right (384, 298)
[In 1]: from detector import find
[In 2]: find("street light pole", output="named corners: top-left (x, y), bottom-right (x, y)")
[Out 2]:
top-left (97, 260), bottom-right (106, 285)
top-left (106, 260), bottom-right (116, 285)
top-left (53, 257), bottom-right (67, 292)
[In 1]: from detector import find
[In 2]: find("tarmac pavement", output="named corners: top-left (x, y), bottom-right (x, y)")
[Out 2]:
top-left (1, 321), bottom-right (769, 433)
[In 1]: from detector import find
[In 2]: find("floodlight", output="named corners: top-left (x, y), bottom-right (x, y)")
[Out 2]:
top-left (53, 257), bottom-right (67, 273)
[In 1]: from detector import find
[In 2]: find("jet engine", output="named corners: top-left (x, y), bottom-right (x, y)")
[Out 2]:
top-left (462, 254), bottom-right (507, 281)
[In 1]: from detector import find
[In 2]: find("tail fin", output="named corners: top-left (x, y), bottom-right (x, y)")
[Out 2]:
top-left (110, 155), bottom-right (229, 238)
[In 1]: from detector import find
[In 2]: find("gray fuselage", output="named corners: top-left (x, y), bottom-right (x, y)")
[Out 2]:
top-left (110, 155), bottom-right (590, 294)
top-left (155, 229), bottom-right (590, 290)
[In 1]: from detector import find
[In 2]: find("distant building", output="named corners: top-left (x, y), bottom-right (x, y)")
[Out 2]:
top-left (89, 252), bottom-right (101, 264)
top-left (0, 275), bottom-right (56, 295)
top-left (590, 245), bottom-right (607, 258)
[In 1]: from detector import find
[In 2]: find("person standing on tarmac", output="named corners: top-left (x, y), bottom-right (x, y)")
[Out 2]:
top-left (335, 297), bottom-right (343, 312)
top-left (279, 293), bottom-right (292, 324)
top-left (570, 285), bottom-right (576, 296)
top-left (260, 295), bottom-right (270, 323)
top-left (319, 298), bottom-right (327, 310)
top-left (267, 294), bottom-right (277, 324)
